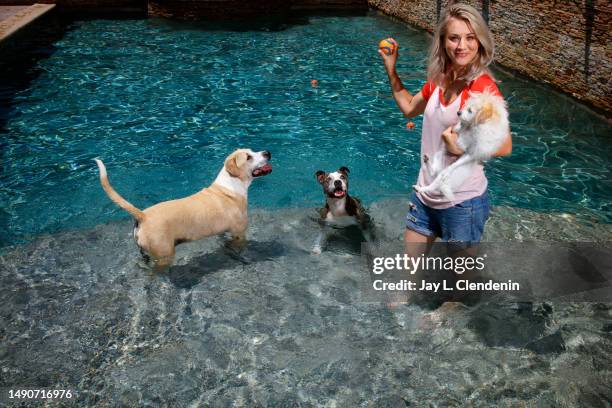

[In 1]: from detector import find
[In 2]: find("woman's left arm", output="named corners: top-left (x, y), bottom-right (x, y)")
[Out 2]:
top-left (465, 76), bottom-right (512, 157)
top-left (493, 132), bottom-right (512, 157)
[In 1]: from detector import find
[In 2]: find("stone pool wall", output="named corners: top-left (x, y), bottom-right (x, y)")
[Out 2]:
top-left (368, 0), bottom-right (612, 114)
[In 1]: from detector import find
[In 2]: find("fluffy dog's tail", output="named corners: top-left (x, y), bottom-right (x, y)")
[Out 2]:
top-left (94, 159), bottom-right (145, 222)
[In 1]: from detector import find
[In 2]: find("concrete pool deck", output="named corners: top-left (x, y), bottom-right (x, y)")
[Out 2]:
top-left (0, 3), bottom-right (55, 43)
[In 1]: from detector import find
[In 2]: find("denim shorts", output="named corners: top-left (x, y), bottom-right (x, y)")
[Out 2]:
top-left (405, 191), bottom-right (490, 244)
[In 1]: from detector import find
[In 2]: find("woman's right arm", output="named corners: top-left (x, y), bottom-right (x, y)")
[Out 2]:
top-left (379, 49), bottom-right (428, 118)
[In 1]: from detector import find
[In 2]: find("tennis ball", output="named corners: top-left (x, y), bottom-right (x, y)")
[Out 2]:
top-left (379, 38), bottom-right (398, 55)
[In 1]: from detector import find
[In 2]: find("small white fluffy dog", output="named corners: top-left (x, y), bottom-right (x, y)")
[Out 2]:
top-left (414, 90), bottom-right (509, 200)
top-left (95, 149), bottom-right (271, 270)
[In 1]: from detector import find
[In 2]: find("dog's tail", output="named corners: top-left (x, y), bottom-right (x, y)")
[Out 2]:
top-left (94, 159), bottom-right (145, 222)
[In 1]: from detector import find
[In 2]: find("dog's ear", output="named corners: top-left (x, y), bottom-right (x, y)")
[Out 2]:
top-left (225, 151), bottom-right (247, 177)
top-left (475, 102), bottom-right (494, 124)
top-left (315, 170), bottom-right (326, 184)
top-left (338, 166), bottom-right (350, 175)
top-left (235, 151), bottom-right (248, 169)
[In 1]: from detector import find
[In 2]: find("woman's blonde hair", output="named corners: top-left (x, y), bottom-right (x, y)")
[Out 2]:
top-left (427, 3), bottom-right (495, 87)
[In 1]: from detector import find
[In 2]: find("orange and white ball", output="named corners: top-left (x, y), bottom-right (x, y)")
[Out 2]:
top-left (379, 38), bottom-right (398, 55)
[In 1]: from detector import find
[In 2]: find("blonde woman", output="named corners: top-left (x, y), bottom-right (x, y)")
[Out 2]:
top-left (380, 3), bottom-right (512, 252)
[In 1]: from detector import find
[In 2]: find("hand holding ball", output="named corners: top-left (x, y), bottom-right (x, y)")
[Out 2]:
top-left (379, 38), bottom-right (398, 55)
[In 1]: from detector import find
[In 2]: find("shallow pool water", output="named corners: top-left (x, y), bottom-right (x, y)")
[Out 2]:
top-left (1, 11), bottom-right (611, 407)
top-left (0, 11), bottom-right (611, 247)
top-left (1, 201), bottom-right (611, 406)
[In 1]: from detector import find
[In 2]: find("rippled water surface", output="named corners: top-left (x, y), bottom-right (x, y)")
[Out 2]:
top-left (0, 12), bottom-right (610, 246)
top-left (1, 201), bottom-right (611, 406)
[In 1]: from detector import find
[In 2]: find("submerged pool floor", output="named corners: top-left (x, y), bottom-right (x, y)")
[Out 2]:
top-left (1, 201), bottom-right (611, 406)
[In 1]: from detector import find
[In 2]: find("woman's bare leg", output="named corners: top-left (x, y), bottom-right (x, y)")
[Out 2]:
top-left (383, 229), bottom-right (436, 307)
top-left (404, 228), bottom-right (436, 257)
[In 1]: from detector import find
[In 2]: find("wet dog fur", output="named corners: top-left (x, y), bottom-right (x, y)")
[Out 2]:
top-left (312, 166), bottom-right (373, 254)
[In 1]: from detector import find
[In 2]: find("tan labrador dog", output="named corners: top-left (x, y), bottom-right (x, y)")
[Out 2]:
top-left (95, 149), bottom-right (272, 269)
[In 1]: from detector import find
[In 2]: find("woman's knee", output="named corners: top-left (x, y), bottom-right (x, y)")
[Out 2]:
top-left (404, 228), bottom-right (432, 243)
top-left (404, 228), bottom-right (435, 256)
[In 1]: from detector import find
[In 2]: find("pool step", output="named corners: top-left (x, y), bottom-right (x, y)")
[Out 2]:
top-left (0, 3), bottom-right (55, 43)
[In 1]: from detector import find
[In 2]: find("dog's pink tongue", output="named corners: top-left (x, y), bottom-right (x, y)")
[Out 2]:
top-left (334, 191), bottom-right (345, 197)
top-left (253, 164), bottom-right (272, 176)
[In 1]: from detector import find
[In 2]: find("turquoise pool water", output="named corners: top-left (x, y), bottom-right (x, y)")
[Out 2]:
top-left (0, 12), bottom-right (611, 246)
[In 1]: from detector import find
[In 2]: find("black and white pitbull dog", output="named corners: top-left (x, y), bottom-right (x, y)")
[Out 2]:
top-left (312, 167), bottom-right (373, 254)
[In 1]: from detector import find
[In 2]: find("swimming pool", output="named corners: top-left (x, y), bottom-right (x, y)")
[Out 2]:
top-left (0, 11), bottom-right (610, 247)
top-left (1, 10), bottom-right (611, 407)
